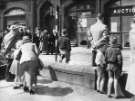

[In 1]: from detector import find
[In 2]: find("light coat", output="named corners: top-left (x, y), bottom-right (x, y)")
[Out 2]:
top-left (126, 22), bottom-right (135, 95)
top-left (19, 42), bottom-right (39, 64)
top-left (89, 20), bottom-right (107, 48)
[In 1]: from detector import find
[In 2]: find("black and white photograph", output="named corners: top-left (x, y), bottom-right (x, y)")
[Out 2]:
top-left (0, 0), bottom-right (134, 101)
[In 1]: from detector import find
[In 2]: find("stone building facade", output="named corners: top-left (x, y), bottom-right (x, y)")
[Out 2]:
top-left (0, 0), bottom-right (133, 48)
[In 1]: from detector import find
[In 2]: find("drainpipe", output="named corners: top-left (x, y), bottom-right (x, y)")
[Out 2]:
top-left (97, 0), bottom-right (101, 13)
top-left (120, 0), bottom-right (123, 49)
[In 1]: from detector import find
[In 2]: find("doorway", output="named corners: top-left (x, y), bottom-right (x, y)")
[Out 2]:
top-left (40, 1), bottom-right (55, 32)
top-left (65, 2), bottom-right (96, 46)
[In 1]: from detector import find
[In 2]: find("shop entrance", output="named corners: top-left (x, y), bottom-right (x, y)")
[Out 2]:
top-left (65, 1), bottom-right (96, 46)
top-left (104, 0), bottom-right (135, 48)
top-left (40, 1), bottom-right (55, 32)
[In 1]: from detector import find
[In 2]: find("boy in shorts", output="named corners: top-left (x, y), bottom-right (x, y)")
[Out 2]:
top-left (105, 37), bottom-right (122, 98)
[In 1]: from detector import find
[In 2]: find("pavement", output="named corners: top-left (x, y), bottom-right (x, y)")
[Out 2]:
top-left (0, 47), bottom-right (131, 101)
top-left (39, 47), bottom-right (129, 72)
top-left (0, 77), bottom-right (130, 101)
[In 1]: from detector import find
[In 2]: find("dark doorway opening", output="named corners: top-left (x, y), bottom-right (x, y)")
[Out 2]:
top-left (40, 1), bottom-right (55, 32)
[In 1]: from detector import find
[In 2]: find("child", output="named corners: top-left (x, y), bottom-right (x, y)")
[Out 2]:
top-left (9, 40), bottom-right (23, 89)
top-left (105, 37), bottom-right (123, 98)
top-left (58, 29), bottom-right (71, 63)
top-left (95, 43), bottom-right (106, 93)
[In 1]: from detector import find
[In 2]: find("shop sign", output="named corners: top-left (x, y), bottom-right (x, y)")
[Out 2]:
top-left (5, 8), bottom-right (25, 16)
top-left (110, 6), bottom-right (135, 16)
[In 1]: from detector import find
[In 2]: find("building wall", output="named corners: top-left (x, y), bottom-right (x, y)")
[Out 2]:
top-left (0, 0), bottom-right (29, 31)
top-left (0, 0), bottom-right (112, 33)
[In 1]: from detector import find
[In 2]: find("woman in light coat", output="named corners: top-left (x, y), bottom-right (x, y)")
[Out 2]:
top-left (16, 35), bottom-right (40, 94)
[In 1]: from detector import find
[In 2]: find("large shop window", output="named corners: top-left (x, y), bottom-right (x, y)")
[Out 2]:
top-left (109, 3), bottom-right (135, 48)
top-left (122, 16), bottom-right (133, 48)
top-left (110, 16), bottom-right (122, 46)
top-left (67, 2), bottom-right (96, 45)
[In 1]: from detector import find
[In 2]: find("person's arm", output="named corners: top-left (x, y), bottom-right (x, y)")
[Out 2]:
top-left (67, 38), bottom-right (71, 51)
top-left (87, 28), bottom-right (93, 41)
top-left (34, 44), bottom-right (39, 56)
top-left (95, 52), bottom-right (103, 66)
top-left (15, 48), bottom-right (22, 61)
top-left (117, 49), bottom-right (123, 71)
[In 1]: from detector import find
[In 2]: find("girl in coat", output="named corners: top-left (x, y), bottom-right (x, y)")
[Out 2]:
top-left (9, 40), bottom-right (23, 89)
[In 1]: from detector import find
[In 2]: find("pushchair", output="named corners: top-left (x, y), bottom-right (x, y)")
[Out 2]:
top-left (0, 53), bottom-right (14, 81)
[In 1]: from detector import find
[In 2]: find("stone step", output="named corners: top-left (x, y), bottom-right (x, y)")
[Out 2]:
top-left (40, 63), bottom-right (95, 89)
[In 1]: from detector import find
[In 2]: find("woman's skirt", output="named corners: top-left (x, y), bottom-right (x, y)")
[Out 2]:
top-left (19, 60), bottom-right (39, 76)
top-left (9, 59), bottom-right (20, 75)
top-left (19, 60), bottom-right (40, 84)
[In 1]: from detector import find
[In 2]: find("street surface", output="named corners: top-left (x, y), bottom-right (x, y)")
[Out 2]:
top-left (0, 47), bottom-right (131, 101)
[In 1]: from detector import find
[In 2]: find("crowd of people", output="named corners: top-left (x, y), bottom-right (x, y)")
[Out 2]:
top-left (0, 25), bottom-right (58, 55)
top-left (0, 23), bottom-right (72, 94)
top-left (0, 13), bottom-right (135, 100)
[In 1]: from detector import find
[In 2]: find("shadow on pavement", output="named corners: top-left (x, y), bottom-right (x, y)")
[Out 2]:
top-left (37, 79), bottom-right (53, 84)
top-left (36, 85), bottom-right (73, 96)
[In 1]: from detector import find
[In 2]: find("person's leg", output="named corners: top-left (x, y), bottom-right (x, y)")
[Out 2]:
top-left (96, 68), bottom-right (101, 92)
top-left (23, 72), bottom-right (29, 92)
top-left (92, 49), bottom-right (97, 66)
top-left (24, 71), bottom-right (32, 92)
top-left (87, 40), bottom-right (91, 48)
top-left (20, 63), bottom-right (29, 92)
top-left (107, 71), bottom-right (114, 97)
top-left (65, 51), bottom-right (70, 63)
top-left (59, 54), bottom-right (64, 63)
top-left (13, 75), bottom-right (22, 89)
top-left (27, 61), bottom-right (39, 94)
top-left (114, 72), bottom-right (119, 98)
top-left (13, 76), bottom-right (18, 88)
top-left (100, 76), bottom-right (105, 93)
top-left (59, 49), bottom-right (64, 63)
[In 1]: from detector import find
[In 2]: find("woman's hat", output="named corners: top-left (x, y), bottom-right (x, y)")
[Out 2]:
top-left (9, 25), bottom-right (18, 30)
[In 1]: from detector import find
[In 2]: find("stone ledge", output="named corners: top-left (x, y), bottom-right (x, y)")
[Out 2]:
top-left (41, 62), bottom-right (95, 89)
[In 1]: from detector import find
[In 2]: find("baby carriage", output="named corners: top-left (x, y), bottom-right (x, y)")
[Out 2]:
top-left (0, 52), bottom-right (14, 81)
